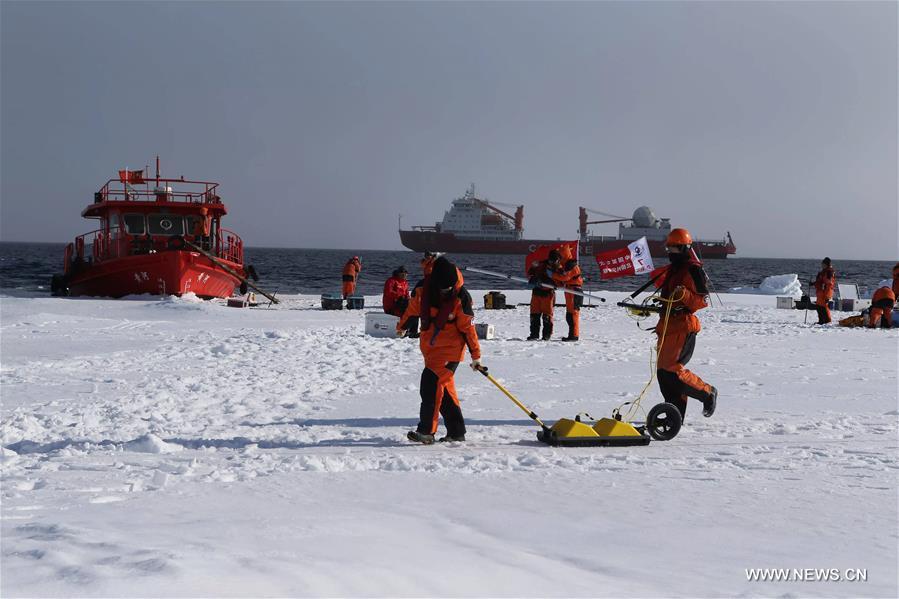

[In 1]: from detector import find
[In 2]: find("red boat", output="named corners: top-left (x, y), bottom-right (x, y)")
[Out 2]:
top-left (52, 159), bottom-right (250, 299)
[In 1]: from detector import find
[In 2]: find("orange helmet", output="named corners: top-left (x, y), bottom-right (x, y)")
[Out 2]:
top-left (666, 228), bottom-right (692, 247)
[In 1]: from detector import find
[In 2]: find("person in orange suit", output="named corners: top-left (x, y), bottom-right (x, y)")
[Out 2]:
top-left (552, 247), bottom-right (583, 342)
top-left (382, 266), bottom-right (410, 316)
top-left (812, 257), bottom-right (836, 325)
top-left (191, 207), bottom-right (211, 246)
top-left (420, 251), bottom-right (437, 277)
top-left (341, 256), bottom-right (361, 298)
top-left (397, 252), bottom-right (440, 339)
top-left (399, 257), bottom-right (482, 444)
top-left (867, 286), bottom-right (895, 329)
top-left (527, 250), bottom-right (560, 340)
top-left (654, 228), bottom-right (717, 420)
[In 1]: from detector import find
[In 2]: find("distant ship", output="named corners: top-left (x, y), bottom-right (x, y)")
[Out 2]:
top-left (399, 185), bottom-right (562, 255)
top-left (578, 206), bottom-right (736, 259)
top-left (398, 185), bottom-right (736, 258)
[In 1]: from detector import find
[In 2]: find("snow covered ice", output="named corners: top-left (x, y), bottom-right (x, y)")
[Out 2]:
top-left (1, 290), bottom-right (897, 597)
top-left (729, 273), bottom-right (804, 297)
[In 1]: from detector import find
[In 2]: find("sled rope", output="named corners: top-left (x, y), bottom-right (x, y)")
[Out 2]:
top-left (617, 288), bottom-right (684, 423)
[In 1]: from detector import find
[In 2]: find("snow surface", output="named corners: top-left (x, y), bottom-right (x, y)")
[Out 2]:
top-left (729, 273), bottom-right (803, 297)
top-left (1, 290), bottom-right (897, 598)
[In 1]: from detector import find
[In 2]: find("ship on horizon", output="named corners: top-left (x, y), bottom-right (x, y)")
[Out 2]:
top-left (398, 185), bottom-right (736, 259)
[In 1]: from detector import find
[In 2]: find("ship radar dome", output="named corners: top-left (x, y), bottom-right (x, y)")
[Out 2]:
top-left (632, 206), bottom-right (657, 228)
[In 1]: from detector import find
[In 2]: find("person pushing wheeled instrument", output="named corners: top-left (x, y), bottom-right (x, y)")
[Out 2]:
top-left (654, 228), bottom-right (717, 421)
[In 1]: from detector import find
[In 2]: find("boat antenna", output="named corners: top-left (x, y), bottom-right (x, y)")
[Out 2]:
top-left (156, 155), bottom-right (160, 187)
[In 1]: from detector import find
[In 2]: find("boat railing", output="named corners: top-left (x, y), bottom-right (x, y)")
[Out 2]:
top-left (218, 228), bottom-right (244, 264)
top-left (96, 179), bottom-right (222, 205)
top-left (67, 226), bottom-right (244, 273)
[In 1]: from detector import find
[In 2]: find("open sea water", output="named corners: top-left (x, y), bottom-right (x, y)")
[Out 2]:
top-left (0, 242), bottom-right (894, 299)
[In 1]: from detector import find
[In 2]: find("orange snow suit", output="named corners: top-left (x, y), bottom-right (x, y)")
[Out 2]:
top-left (528, 259), bottom-right (556, 339)
top-left (399, 270), bottom-right (481, 436)
top-left (342, 258), bottom-right (361, 298)
top-left (654, 260), bottom-right (715, 418)
top-left (813, 267), bottom-right (836, 324)
top-left (396, 255), bottom-right (438, 337)
top-left (553, 259), bottom-right (584, 339)
top-left (421, 254), bottom-right (436, 277)
top-left (868, 286), bottom-right (895, 329)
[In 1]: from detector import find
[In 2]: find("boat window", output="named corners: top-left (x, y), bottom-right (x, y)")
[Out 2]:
top-left (148, 214), bottom-right (185, 236)
top-left (123, 214), bottom-right (146, 235)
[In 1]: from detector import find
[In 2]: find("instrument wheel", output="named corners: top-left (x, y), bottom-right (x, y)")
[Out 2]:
top-left (646, 402), bottom-right (682, 441)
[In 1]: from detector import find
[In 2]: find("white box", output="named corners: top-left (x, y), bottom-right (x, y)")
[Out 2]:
top-left (365, 312), bottom-right (399, 337)
top-left (837, 283), bottom-right (859, 301)
top-left (475, 323), bottom-right (495, 339)
top-left (776, 297), bottom-right (794, 309)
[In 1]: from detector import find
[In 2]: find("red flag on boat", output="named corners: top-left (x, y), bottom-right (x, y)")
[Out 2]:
top-left (595, 236), bottom-right (655, 280)
top-left (525, 241), bottom-right (578, 275)
top-left (118, 169), bottom-right (145, 185)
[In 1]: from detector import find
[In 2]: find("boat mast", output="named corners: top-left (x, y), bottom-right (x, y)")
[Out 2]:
top-left (155, 155), bottom-right (160, 187)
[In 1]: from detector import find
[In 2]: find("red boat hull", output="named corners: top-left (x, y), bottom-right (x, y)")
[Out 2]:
top-left (65, 250), bottom-right (241, 299)
top-left (399, 230), bottom-right (736, 258)
top-left (579, 238), bottom-right (735, 259)
top-left (400, 230), bottom-right (565, 255)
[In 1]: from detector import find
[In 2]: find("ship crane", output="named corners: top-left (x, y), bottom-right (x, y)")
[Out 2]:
top-left (466, 184), bottom-right (524, 232)
top-left (579, 206), bottom-right (633, 237)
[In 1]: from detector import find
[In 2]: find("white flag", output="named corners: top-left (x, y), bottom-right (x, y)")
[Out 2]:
top-left (627, 237), bottom-right (654, 274)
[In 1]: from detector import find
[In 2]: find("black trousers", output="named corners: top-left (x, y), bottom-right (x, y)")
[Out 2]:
top-left (417, 362), bottom-right (465, 437)
top-left (529, 314), bottom-right (553, 339)
top-left (656, 332), bottom-right (712, 418)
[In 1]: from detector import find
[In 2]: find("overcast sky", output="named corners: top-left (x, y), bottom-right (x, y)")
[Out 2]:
top-left (1, 1), bottom-right (896, 259)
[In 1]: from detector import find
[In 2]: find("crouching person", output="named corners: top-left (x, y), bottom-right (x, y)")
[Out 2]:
top-left (868, 286), bottom-right (895, 329)
top-left (399, 257), bottom-right (482, 444)
top-left (383, 266), bottom-right (410, 317)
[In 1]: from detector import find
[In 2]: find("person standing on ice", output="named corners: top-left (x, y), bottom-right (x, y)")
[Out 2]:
top-left (654, 228), bottom-right (717, 420)
top-left (382, 266), bottom-right (410, 316)
top-left (551, 246), bottom-right (583, 342)
top-left (527, 250), bottom-right (560, 340)
top-left (400, 256), bottom-right (482, 444)
top-left (342, 256), bottom-right (362, 298)
top-left (812, 257), bottom-right (836, 325)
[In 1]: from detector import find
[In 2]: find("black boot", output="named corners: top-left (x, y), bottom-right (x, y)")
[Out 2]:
top-left (527, 314), bottom-right (540, 340)
top-left (562, 313), bottom-right (578, 341)
top-left (407, 430), bottom-right (435, 444)
top-left (541, 314), bottom-right (553, 340)
top-left (702, 387), bottom-right (717, 417)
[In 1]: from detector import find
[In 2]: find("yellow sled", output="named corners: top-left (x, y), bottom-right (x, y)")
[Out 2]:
top-left (475, 366), bottom-right (651, 447)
